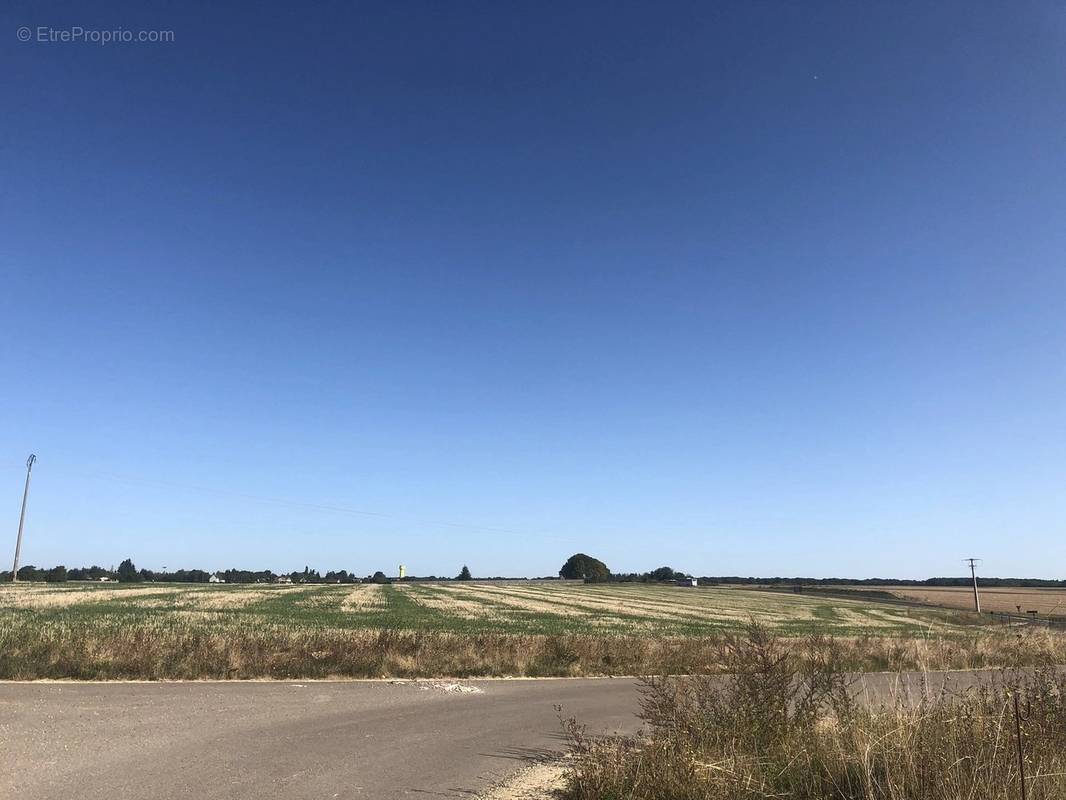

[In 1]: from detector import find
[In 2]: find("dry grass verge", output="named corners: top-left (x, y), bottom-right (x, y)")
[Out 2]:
top-left (1, 616), bottom-right (1065, 680)
top-left (560, 623), bottom-right (1066, 800)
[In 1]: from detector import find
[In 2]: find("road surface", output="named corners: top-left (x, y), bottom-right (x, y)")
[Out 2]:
top-left (0, 670), bottom-right (1034, 799)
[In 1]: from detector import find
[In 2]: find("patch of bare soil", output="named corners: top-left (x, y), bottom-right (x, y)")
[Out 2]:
top-left (477, 760), bottom-right (568, 800)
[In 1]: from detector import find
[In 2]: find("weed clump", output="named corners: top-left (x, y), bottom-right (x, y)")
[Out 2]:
top-left (561, 622), bottom-right (1066, 799)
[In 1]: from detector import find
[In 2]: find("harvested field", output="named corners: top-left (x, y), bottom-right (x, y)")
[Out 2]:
top-left (339, 583), bottom-right (385, 611)
top-left (389, 581), bottom-right (970, 634)
top-left (2, 584), bottom-right (183, 609)
top-left (0, 580), bottom-right (976, 636)
top-left (826, 585), bottom-right (1066, 617)
top-left (1, 580), bottom-right (1059, 679)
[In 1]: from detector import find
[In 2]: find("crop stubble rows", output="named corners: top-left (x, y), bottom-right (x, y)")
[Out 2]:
top-left (4, 581), bottom-right (1060, 679)
top-left (1, 581), bottom-right (969, 635)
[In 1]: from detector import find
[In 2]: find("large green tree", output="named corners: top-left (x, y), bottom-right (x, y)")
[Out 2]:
top-left (457, 565), bottom-right (472, 581)
top-left (559, 553), bottom-right (610, 582)
top-left (116, 558), bottom-right (140, 583)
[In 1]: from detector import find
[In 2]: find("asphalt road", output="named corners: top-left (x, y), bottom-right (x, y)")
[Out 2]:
top-left (0, 670), bottom-right (1037, 800)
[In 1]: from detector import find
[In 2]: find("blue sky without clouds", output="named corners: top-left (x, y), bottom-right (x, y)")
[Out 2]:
top-left (1, 2), bottom-right (1065, 578)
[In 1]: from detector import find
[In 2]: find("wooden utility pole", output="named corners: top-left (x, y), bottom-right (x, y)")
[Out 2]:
top-left (11, 454), bottom-right (36, 582)
top-left (965, 557), bottom-right (982, 613)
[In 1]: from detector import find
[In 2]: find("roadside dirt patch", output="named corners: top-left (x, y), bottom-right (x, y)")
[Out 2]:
top-left (418, 681), bottom-right (484, 694)
top-left (477, 760), bottom-right (567, 799)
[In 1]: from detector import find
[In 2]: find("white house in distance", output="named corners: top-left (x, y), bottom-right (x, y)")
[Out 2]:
top-left (208, 574), bottom-right (226, 584)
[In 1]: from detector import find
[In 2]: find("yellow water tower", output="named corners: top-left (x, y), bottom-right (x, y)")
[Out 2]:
top-left (398, 564), bottom-right (406, 579)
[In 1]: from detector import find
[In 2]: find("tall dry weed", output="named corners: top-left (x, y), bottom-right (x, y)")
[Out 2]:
top-left (561, 621), bottom-right (1066, 800)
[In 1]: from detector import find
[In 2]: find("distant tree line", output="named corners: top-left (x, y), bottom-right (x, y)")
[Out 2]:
top-left (693, 576), bottom-right (1066, 588)
top-left (555, 554), bottom-right (1065, 588)
top-left (610, 566), bottom-right (693, 583)
top-left (0, 560), bottom-right (363, 584)
top-left (1, 565), bottom-right (72, 582)
top-left (6, 555), bottom-right (1063, 587)
top-left (1, 559), bottom-right (487, 584)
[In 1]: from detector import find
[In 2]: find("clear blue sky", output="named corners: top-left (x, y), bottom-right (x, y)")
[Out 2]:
top-left (2, 2), bottom-right (1064, 579)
